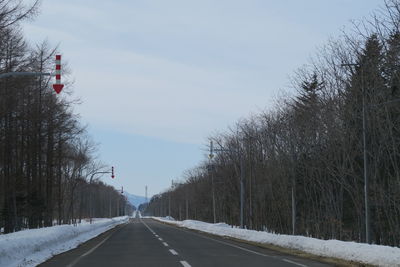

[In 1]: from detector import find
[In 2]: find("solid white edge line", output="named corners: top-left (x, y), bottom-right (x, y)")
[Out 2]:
top-left (169, 249), bottom-right (178, 255)
top-left (183, 228), bottom-right (268, 258)
top-left (282, 259), bottom-right (309, 267)
top-left (66, 234), bottom-right (112, 267)
top-left (180, 260), bottom-right (191, 267)
top-left (153, 219), bottom-right (274, 258)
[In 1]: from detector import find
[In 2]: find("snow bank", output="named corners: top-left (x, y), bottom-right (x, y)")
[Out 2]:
top-left (153, 217), bottom-right (400, 267)
top-left (0, 216), bottom-right (129, 267)
top-left (161, 216), bottom-right (175, 221)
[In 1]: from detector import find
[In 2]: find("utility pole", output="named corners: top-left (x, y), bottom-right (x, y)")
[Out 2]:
top-left (168, 193), bottom-right (171, 217)
top-left (291, 176), bottom-right (296, 235)
top-left (209, 141), bottom-right (217, 223)
top-left (144, 185), bottom-right (148, 216)
top-left (287, 122), bottom-right (296, 235)
top-left (210, 139), bottom-right (245, 228)
top-left (88, 167), bottom-right (115, 222)
top-left (160, 198), bottom-right (163, 217)
top-left (145, 185), bottom-right (148, 203)
top-left (186, 196), bottom-right (189, 220)
top-left (168, 180), bottom-right (172, 217)
top-left (361, 68), bottom-right (370, 244)
top-left (341, 63), bottom-right (370, 243)
top-left (109, 190), bottom-right (112, 217)
top-left (240, 154), bottom-right (245, 229)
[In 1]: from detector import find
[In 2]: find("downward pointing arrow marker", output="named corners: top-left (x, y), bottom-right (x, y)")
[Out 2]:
top-left (53, 84), bottom-right (64, 94)
top-left (53, 55), bottom-right (64, 94)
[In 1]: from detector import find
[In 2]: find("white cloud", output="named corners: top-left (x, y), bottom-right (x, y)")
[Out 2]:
top-left (22, 0), bottom-right (381, 146)
top-left (72, 47), bottom-right (273, 144)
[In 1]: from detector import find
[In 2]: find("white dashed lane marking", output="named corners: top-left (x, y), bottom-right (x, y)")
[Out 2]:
top-left (153, 219), bottom-right (311, 267)
top-left (141, 219), bottom-right (192, 266)
top-left (283, 259), bottom-right (308, 267)
top-left (180, 260), bottom-right (191, 267)
top-left (169, 249), bottom-right (178, 255)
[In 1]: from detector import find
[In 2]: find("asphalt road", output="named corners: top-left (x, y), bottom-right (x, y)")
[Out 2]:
top-left (40, 218), bottom-right (332, 267)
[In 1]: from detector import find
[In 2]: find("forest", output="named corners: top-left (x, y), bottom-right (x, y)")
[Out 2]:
top-left (146, 1), bottom-right (400, 246)
top-left (0, 0), bottom-right (132, 234)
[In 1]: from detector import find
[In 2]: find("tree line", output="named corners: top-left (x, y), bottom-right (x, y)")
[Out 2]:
top-left (146, 0), bottom-right (400, 247)
top-left (0, 0), bottom-right (132, 234)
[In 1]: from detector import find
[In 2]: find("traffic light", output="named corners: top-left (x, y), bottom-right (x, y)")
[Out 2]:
top-left (111, 166), bottom-right (115, 179)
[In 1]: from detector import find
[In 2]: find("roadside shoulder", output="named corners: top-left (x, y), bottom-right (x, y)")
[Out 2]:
top-left (151, 218), bottom-right (374, 267)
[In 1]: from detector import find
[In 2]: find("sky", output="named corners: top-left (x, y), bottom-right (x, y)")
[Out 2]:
top-left (22, 0), bottom-right (382, 197)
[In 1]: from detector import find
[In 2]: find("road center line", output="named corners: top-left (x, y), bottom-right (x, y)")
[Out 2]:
top-left (141, 218), bottom-right (157, 236)
top-left (162, 242), bottom-right (169, 247)
top-left (282, 259), bottom-right (309, 267)
top-left (149, 219), bottom-right (300, 266)
top-left (180, 260), bottom-right (192, 267)
top-left (169, 249), bottom-right (178, 255)
top-left (155, 220), bottom-right (275, 258)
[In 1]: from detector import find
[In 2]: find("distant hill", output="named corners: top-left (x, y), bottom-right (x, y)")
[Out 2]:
top-left (123, 192), bottom-right (147, 209)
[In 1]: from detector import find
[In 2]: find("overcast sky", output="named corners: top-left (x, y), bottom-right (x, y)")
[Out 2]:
top-left (23, 0), bottom-right (382, 197)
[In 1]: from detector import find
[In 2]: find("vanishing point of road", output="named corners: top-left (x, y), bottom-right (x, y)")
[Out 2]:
top-left (40, 218), bottom-right (332, 267)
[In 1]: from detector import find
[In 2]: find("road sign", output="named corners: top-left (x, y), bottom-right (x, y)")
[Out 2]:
top-left (52, 55), bottom-right (64, 94)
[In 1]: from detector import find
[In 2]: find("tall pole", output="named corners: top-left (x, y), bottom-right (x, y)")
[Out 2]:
top-left (117, 197), bottom-right (120, 216)
top-left (288, 116), bottom-right (296, 235)
top-left (211, 168), bottom-right (216, 223)
top-left (168, 180), bottom-right (172, 217)
top-left (89, 169), bottom-right (113, 222)
top-left (186, 196), bottom-right (189, 220)
top-left (144, 185), bottom-right (148, 216)
top-left (291, 179), bottom-right (296, 235)
top-left (209, 140), bottom-right (216, 224)
top-left (240, 155), bottom-right (245, 229)
top-left (211, 139), bottom-right (245, 228)
top-left (361, 69), bottom-right (370, 244)
top-left (109, 190), bottom-right (112, 217)
top-left (341, 64), bottom-right (370, 243)
top-left (160, 198), bottom-right (163, 217)
top-left (168, 194), bottom-right (171, 217)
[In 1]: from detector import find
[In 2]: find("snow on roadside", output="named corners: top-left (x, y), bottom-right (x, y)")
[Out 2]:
top-left (153, 217), bottom-right (400, 267)
top-left (0, 216), bottom-right (129, 267)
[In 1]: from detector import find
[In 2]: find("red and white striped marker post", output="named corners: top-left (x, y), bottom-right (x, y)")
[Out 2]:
top-left (52, 55), bottom-right (64, 94)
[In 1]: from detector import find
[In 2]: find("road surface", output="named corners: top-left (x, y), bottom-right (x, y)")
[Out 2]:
top-left (41, 218), bottom-right (332, 267)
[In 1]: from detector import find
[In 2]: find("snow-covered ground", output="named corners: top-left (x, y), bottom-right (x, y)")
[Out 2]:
top-left (0, 216), bottom-right (129, 267)
top-left (153, 217), bottom-right (400, 267)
